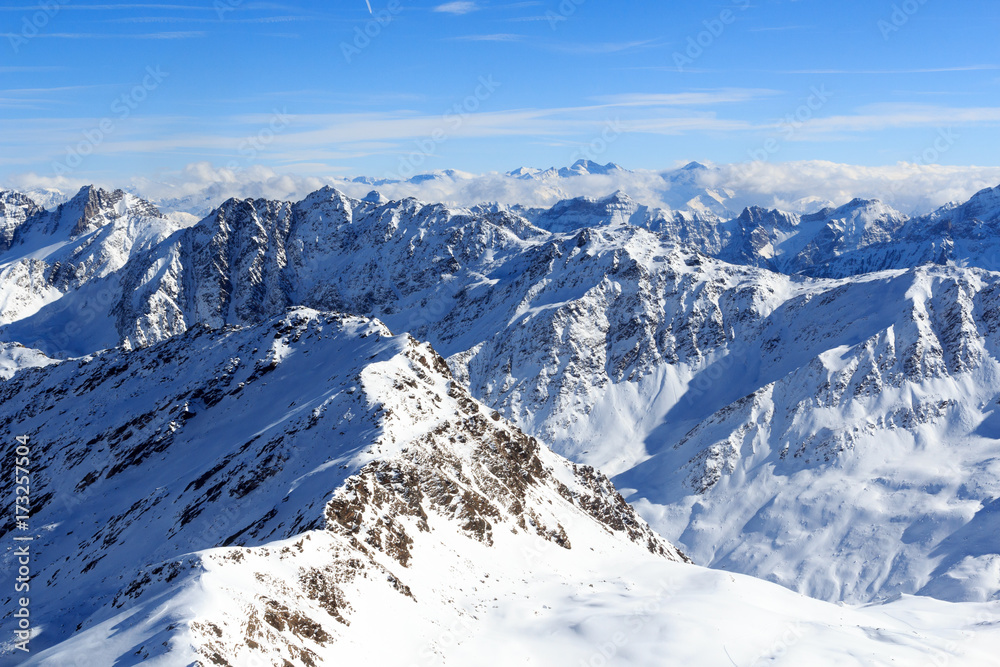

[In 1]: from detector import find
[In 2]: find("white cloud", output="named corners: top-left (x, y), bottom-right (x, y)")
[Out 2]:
top-left (593, 89), bottom-right (777, 107)
top-left (780, 65), bottom-right (1000, 74)
top-left (451, 33), bottom-right (522, 41)
top-left (546, 39), bottom-right (660, 55)
top-left (0, 31), bottom-right (207, 39)
top-left (0, 4), bottom-right (222, 10)
top-left (433, 2), bottom-right (478, 15)
top-left (7, 97), bottom-right (1000, 176)
top-left (705, 161), bottom-right (1000, 214)
top-left (10, 160), bottom-right (997, 220)
top-left (789, 105), bottom-right (1000, 137)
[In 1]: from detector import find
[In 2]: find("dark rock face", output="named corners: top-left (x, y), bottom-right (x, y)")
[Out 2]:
top-left (10, 185), bottom-right (161, 242)
top-left (0, 190), bottom-right (41, 252)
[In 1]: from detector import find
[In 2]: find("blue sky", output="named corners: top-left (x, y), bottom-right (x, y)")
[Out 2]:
top-left (2, 0), bottom-right (999, 185)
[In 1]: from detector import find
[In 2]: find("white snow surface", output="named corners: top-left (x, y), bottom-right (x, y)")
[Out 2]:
top-left (0, 342), bottom-right (56, 380)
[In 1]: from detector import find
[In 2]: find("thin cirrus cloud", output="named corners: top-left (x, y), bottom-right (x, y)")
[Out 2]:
top-left (778, 65), bottom-right (1000, 74)
top-left (786, 104), bottom-right (1000, 137)
top-left (0, 31), bottom-right (206, 40)
top-left (593, 89), bottom-right (778, 107)
top-left (106, 15), bottom-right (318, 24)
top-left (625, 65), bottom-right (1000, 76)
top-left (748, 25), bottom-right (813, 32)
top-left (9, 98), bottom-right (1000, 167)
top-left (434, 2), bottom-right (479, 15)
top-left (450, 33), bottom-right (523, 42)
top-left (1, 85), bottom-right (115, 95)
top-left (0, 3), bottom-right (214, 9)
top-left (0, 66), bottom-right (66, 73)
top-left (545, 39), bottom-right (664, 55)
top-left (0, 99), bottom-right (761, 164)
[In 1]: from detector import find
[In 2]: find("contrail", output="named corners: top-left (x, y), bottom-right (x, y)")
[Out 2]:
top-left (365, 0), bottom-right (373, 13)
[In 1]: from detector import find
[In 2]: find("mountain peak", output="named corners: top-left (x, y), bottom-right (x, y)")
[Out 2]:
top-left (525, 190), bottom-right (640, 233)
top-left (308, 184), bottom-right (348, 198)
top-left (565, 159), bottom-right (626, 176)
top-left (737, 204), bottom-right (774, 222)
top-left (2, 185), bottom-right (161, 248)
top-left (297, 185), bottom-right (354, 211)
top-left (59, 185), bottom-right (160, 236)
top-left (506, 166), bottom-right (540, 178)
top-left (505, 161), bottom-right (628, 181)
top-left (601, 189), bottom-right (635, 205)
top-left (363, 190), bottom-right (388, 205)
top-left (2, 306), bottom-right (684, 663)
top-left (843, 197), bottom-right (882, 209)
top-left (960, 183), bottom-right (1000, 221)
top-left (0, 190), bottom-right (42, 252)
top-left (407, 169), bottom-right (464, 184)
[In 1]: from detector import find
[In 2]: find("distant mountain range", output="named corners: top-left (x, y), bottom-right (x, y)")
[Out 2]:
top-left (13, 160), bottom-right (948, 221)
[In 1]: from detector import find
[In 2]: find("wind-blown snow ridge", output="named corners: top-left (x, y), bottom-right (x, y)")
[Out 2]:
top-left (0, 309), bottom-right (682, 664)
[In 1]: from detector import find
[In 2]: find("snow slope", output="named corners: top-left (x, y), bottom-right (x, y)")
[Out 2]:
top-left (3, 309), bottom-right (999, 666)
top-left (0, 342), bottom-right (56, 380)
top-left (0, 309), bottom-right (679, 663)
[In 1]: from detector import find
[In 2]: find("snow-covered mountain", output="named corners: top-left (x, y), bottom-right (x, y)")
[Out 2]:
top-left (4, 181), bottom-right (1000, 663)
top-left (653, 197), bottom-right (909, 275)
top-left (806, 185), bottom-right (1000, 278)
top-left (501, 161), bottom-right (739, 219)
top-left (8, 188), bottom-right (71, 213)
top-left (0, 191), bottom-right (42, 253)
top-left (0, 186), bottom-right (187, 353)
top-left (614, 264), bottom-right (1000, 601)
top-left (0, 342), bottom-right (55, 380)
top-left (520, 190), bottom-right (649, 231)
top-left (4, 309), bottom-right (997, 666)
top-left (656, 161), bottom-right (740, 218)
top-left (507, 159), bottom-right (630, 180)
top-left (0, 309), bottom-right (680, 662)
